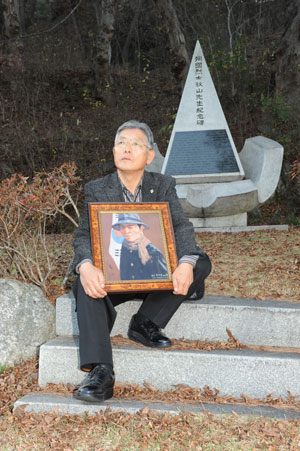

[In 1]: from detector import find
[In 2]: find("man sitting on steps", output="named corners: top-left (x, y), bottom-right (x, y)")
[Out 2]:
top-left (72, 120), bottom-right (211, 402)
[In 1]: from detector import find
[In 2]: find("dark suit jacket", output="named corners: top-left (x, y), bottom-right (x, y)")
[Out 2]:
top-left (72, 171), bottom-right (205, 271)
top-left (120, 243), bottom-right (168, 281)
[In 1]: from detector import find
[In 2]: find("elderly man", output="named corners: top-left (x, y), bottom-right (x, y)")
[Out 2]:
top-left (72, 120), bottom-right (211, 402)
top-left (112, 213), bottom-right (168, 281)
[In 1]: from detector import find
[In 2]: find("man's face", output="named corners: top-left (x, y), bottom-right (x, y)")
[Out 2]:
top-left (113, 128), bottom-right (154, 173)
top-left (119, 224), bottom-right (144, 242)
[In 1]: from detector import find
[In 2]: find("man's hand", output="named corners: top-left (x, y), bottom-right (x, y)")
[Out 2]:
top-left (172, 262), bottom-right (194, 296)
top-left (79, 261), bottom-right (107, 299)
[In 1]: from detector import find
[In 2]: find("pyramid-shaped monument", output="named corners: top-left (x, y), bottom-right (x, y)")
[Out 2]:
top-left (161, 41), bottom-right (244, 183)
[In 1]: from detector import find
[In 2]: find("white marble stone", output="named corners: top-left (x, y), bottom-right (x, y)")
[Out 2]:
top-left (176, 179), bottom-right (258, 217)
top-left (161, 41), bottom-right (244, 183)
top-left (190, 213), bottom-right (247, 228)
top-left (16, 394), bottom-right (300, 419)
top-left (56, 293), bottom-right (300, 348)
top-left (149, 41), bottom-right (284, 226)
top-left (145, 143), bottom-right (164, 173)
top-left (195, 224), bottom-right (288, 233)
top-left (239, 136), bottom-right (284, 204)
top-left (173, 135), bottom-right (284, 222)
top-left (38, 336), bottom-right (300, 399)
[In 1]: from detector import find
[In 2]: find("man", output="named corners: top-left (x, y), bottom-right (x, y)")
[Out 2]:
top-left (112, 213), bottom-right (168, 280)
top-left (72, 120), bottom-right (211, 402)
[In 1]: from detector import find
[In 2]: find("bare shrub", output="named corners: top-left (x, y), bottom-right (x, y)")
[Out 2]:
top-left (0, 162), bottom-right (81, 294)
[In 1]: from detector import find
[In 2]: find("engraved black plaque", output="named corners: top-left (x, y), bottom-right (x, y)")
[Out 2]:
top-left (164, 130), bottom-right (239, 175)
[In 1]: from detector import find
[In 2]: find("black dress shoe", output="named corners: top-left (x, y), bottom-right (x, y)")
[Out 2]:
top-left (73, 364), bottom-right (115, 402)
top-left (128, 314), bottom-right (172, 348)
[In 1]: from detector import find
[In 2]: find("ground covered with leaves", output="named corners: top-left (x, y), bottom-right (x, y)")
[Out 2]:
top-left (1, 228), bottom-right (300, 449)
top-left (47, 228), bottom-right (300, 304)
top-left (2, 407), bottom-right (300, 450)
top-left (198, 228), bottom-right (300, 302)
top-left (2, 357), bottom-right (300, 449)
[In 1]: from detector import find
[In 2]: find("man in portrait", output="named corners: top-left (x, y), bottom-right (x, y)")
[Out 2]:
top-left (72, 120), bottom-right (211, 403)
top-left (112, 213), bottom-right (168, 281)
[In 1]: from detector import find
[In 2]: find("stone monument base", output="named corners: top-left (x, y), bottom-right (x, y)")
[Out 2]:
top-left (190, 213), bottom-right (247, 230)
top-left (146, 135), bottom-right (284, 230)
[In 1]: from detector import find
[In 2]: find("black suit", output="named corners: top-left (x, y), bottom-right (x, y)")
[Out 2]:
top-left (120, 243), bottom-right (168, 280)
top-left (73, 172), bottom-right (211, 370)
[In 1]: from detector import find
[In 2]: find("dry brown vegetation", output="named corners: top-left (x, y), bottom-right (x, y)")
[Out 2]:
top-left (198, 228), bottom-right (300, 302)
top-left (44, 227), bottom-right (300, 304)
top-left (0, 228), bottom-right (300, 448)
top-left (3, 406), bottom-right (300, 450)
top-left (2, 356), bottom-right (300, 449)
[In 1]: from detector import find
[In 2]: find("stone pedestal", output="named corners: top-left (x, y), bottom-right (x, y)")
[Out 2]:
top-left (190, 213), bottom-right (247, 229)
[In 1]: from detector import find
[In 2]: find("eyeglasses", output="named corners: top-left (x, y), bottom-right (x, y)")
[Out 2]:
top-left (114, 139), bottom-right (149, 151)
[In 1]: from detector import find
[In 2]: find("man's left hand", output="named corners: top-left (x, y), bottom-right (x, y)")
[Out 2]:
top-left (172, 262), bottom-right (194, 296)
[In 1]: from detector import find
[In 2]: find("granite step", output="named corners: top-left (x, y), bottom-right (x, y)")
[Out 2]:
top-left (56, 293), bottom-right (300, 348)
top-left (38, 336), bottom-right (300, 400)
top-left (14, 393), bottom-right (300, 420)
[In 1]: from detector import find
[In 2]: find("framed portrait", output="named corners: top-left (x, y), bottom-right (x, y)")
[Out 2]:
top-left (89, 202), bottom-right (178, 292)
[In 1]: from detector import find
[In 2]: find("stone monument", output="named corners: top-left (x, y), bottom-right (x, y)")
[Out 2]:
top-left (147, 41), bottom-right (283, 229)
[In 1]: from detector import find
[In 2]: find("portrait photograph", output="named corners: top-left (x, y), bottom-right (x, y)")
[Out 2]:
top-left (89, 202), bottom-right (178, 292)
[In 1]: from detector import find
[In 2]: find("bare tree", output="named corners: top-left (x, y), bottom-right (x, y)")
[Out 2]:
top-left (153, 0), bottom-right (190, 84)
top-left (2, 0), bottom-right (23, 56)
top-left (69, 0), bottom-right (86, 62)
top-left (276, 0), bottom-right (300, 102)
top-left (25, 0), bottom-right (37, 28)
top-left (121, 0), bottom-right (142, 63)
top-left (92, 0), bottom-right (116, 100)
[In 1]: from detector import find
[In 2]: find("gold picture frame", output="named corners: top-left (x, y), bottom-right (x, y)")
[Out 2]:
top-left (89, 202), bottom-right (178, 292)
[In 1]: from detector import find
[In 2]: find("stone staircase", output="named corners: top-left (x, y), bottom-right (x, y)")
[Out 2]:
top-left (15, 293), bottom-right (300, 418)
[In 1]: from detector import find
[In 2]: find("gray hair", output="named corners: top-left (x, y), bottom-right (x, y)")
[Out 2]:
top-left (114, 120), bottom-right (154, 149)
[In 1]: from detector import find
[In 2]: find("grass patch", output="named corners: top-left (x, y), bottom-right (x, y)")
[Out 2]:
top-left (0, 363), bottom-right (7, 375)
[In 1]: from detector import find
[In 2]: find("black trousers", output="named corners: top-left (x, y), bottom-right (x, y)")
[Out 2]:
top-left (73, 254), bottom-right (211, 371)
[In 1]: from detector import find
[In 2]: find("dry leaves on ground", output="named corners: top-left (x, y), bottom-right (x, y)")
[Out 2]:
top-left (110, 331), bottom-right (247, 352)
top-left (2, 352), bottom-right (300, 449)
top-left (3, 406), bottom-right (300, 450)
top-left (196, 228), bottom-right (300, 302)
top-left (1, 229), bottom-right (300, 448)
top-left (19, 228), bottom-right (299, 304)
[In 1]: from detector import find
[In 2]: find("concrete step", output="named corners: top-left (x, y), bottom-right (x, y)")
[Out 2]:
top-left (57, 293), bottom-right (300, 348)
top-left (14, 393), bottom-right (300, 420)
top-left (38, 336), bottom-right (300, 400)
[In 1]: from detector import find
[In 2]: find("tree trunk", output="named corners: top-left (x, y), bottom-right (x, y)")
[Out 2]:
top-left (121, 0), bottom-right (142, 63)
top-left (25, 0), bottom-right (37, 28)
top-left (153, 0), bottom-right (190, 85)
top-left (18, 0), bottom-right (25, 34)
top-left (275, 0), bottom-right (300, 102)
top-left (92, 0), bottom-right (116, 101)
top-left (3, 0), bottom-right (20, 37)
top-left (69, 0), bottom-right (86, 62)
top-left (1, 0), bottom-right (23, 71)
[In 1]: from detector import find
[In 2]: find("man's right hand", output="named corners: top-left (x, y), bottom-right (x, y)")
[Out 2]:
top-left (79, 262), bottom-right (107, 299)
